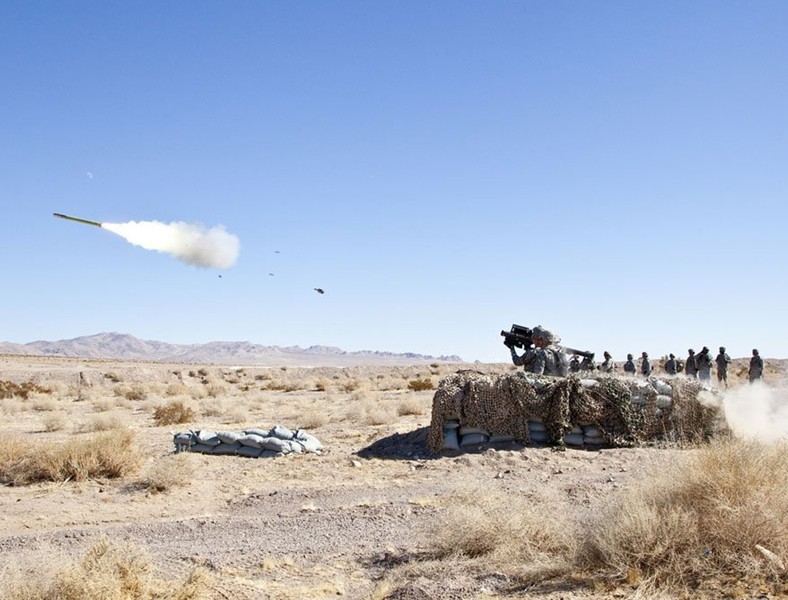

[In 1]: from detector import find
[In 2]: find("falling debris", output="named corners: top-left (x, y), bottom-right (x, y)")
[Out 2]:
top-left (314, 288), bottom-right (325, 295)
top-left (268, 273), bottom-right (275, 276)
top-left (53, 212), bottom-right (240, 269)
top-left (274, 250), bottom-right (280, 254)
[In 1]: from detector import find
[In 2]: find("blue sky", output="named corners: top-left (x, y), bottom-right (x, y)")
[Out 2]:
top-left (1, 1), bottom-right (786, 363)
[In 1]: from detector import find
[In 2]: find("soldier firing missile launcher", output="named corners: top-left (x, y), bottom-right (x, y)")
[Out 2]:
top-left (53, 213), bottom-right (103, 228)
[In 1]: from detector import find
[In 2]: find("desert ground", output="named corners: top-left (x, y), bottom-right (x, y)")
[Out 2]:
top-left (1, 355), bottom-right (786, 600)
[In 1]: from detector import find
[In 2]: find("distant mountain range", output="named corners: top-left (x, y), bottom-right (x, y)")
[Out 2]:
top-left (0, 332), bottom-right (464, 367)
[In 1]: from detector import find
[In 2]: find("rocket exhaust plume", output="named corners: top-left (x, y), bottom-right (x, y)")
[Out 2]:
top-left (54, 213), bottom-right (240, 269)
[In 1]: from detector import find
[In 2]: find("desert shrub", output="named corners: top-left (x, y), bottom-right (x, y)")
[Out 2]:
top-left (0, 380), bottom-right (51, 400)
top-left (103, 371), bottom-right (122, 383)
top-left (0, 430), bottom-right (141, 485)
top-left (42, 412), bottom-right (68, 432)
top-left (166, 382), bottom-right (189, 396)
top-left (361, 399), bottom-right (394, 426)
top-left (197, 368), bottom-right (208, 377)
top-left (137, 452), bottom-right (195, 493)
top-left (341, 379), bottom-right (361, 392)
top-left (407, 378), bottom-right (434, 391)
top-left (200, 397), bottom-right (226, 417)
top-left (254, 373), bottom-right (271, 381)
top-left (82, 413), bottom-right (127, 432)
top-left (113, 383), bottom-right (148, 402)
top-left (267, 382), bottom-right (301, 392)
top-left (299, 409), bottom-right (329, 429)
top-left (91, 396), bottom-right (116, 412)
top-left (0, 538), bottom-right (209, 599)
top-left (397, 395), bottom-right (425, 416)
top-left (430, 486), bottom-right (577, 568)
top-left (205, 382), bottom-right (227, 398)
top-left (580, 438), bottom-right (788, 594)
top-left (30, 394), bottom-right (58, 411)
top-left (314, 379), bottom-right (330, 392)
top-left (0, 398), bottom-right (23, 415)
top-left (153, 400), bottom-right (195, 426)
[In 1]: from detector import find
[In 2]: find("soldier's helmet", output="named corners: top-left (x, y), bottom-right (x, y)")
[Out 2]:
top-left (688, 348), bottom-right (695, 354)
top-left (719, 346), bottom-right (726, 352)
top-left (603, 351), bottom-right (611, 359)
top-left (702, 346), bottom-right (709, 353)
top-left (531, 325), bottom-right (560, 345)
top-left (669, 353), bottom-right (675, 358)
top-left (642, 351), bottom-right (648, 358)
top-left (753, 349), bottom-right (759, 355)
top-left (627, 353), bottom-right (633, 360)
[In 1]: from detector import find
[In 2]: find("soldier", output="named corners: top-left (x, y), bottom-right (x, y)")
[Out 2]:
top-left (579, 354), bottom-right (595, 371)
top-left (569, 355), bottom-right (581, 373)
top-left (715, 346), bottom-right (731, 388)
top-left (640, 352), bottom-right (652, 377)
top-left (623, 354), bottom-right (636, 376)
top-left (507, 325), bottom-right (568, 377)
top-left (664, 353), bottom-right (678, 375)
top-left (685, 349), bottom-right (698, 379)
top-left (749, 349), bottom-right (764, 383)
top-left (696, 346), bottom-right (713, 383)
top-left (599, 351), bottom-right (614, 373)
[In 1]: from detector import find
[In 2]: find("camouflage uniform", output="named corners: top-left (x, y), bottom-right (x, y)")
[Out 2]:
top-left (664, 354), bottom-right (677, 375)
top-left (623, 354), bottom-right (636, 376)
top-left (579, 356), bottom-right (595, 371)
top-left (599, 352), bottom-right (614, 373)
top-left (685, 350), bottom-right (698, 378)
top-left (696, 347), bottom-right (713, 383)
top-left (715, 347), bottom-right (731, 386)
top-left (749, 350), bottom-right (764, 383)
top-left (509, 326), bottom-right (567, 377)
top-left (569, 355), bottom-right (581, 373)
top-left (640, 353), bottom-right (652, 377)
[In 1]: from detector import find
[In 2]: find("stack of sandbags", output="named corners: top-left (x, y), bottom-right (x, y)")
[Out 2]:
top-left (173, 424), bottom-right (323, 458)
top-left (428, 371), bottom-right (727, 454)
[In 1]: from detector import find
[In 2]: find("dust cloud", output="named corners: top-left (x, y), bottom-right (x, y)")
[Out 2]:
top-left (723, 383), bottom-right (788, 443)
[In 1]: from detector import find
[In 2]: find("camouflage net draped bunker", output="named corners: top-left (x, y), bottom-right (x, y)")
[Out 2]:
top-left (428, 371), bottom-right (728, 453)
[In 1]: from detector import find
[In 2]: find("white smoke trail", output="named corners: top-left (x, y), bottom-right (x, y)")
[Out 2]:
top-left (102, 220), bottom-right (240, 269)
top-left (723, 383), bottom-right (788, 443)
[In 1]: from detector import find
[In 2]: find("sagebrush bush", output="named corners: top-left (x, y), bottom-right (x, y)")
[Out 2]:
top-left (0, 430), bottom-right (141, 485)
top-left (152, 400), bottom-right (195, 426)
top-left (0, 380), bottom-right (51, 400)
top-left (138, 452), bottom-right (195, 493)
top-left (0, 538), bottom-right (208, 599)
top-left (580, 438), bottom-right (788, 593)
top-left (407, 378), bottom-right (434, 391)
top-left (397, 395), bottom-right (425, 416)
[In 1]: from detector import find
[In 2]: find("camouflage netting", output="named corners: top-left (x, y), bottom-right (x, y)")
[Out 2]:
top-left (428, 371), bottom-right (728, 454)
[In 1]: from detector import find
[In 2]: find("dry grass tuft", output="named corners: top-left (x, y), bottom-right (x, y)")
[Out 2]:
top-left (137, 452), bottom-right (196, 493)
top-left (580, 438), bottom-right (788, 593)
top-left (0, 430), bottom-right (141, 486)
top-left (0, 380), bottom-right (51, 399)
top-left (153, 400), bottom-right (196, 426)
top-left (299, 409), bottom-right (329, 429)
top-left (0, 538), bottom-right (209, 599)
top-left (407, 378), bottom-right (434, 391)
top-left (397, 395), bottom-right (426, 416)
top-left (82, 412), bottom-right (127, 432)
top-left (41, 412), bottom-right (69, 432)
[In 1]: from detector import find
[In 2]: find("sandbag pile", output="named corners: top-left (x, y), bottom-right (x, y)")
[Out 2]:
top-left (428, 371), bottom-right (727, 454)
top-left (173, 424), bottom-right (323, 458)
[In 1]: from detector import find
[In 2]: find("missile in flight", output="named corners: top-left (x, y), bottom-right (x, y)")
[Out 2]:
top-left (53, 213), bottom-right (103, 228)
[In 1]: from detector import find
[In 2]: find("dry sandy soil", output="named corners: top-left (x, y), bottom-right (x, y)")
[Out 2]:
top-left (0, 355), bottom-right (782, 599)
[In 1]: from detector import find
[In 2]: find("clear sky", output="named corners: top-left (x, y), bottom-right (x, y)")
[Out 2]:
top-left (2, 1), bottom-right (786, 363)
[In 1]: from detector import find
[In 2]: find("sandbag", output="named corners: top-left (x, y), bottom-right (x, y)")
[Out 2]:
top-left (258, 436), bottom-right (291, 453)
top-left (442, 429), bottom-right (460, 451)
top-left (286, 440), bottom-right (304, 454)
top-left (459, 426), bottom-right (490, 437)
top-left (173, 432), bottom-right (195, 446)
top-left (243, 428), bottom-right (269, 438)
top-left (238, 434), bottom-right (266, 448)
top-left (211, 443), bottom-right (242, 455)
top-left (235, 446), bottom-right (262, 458)
top-left (293, 430), bottom-right (324, 453)
top-left (580, 379), bottom-right (598, 388)
top-left (442, 419), bottom-right (460, 430)
top-left (216, 431), bottom-right (243, 444)
top-left (653, 381), bottom-right (672, 396)
top-left (583, 425), bottom-right (603, 438)
top-left (460, 433), bottom-right (489, 447)
top-left (564, 432), bottom-right (584, 446)
top-left (528, 420), bottom-right (547, 433)
top-left (269, 425), bottom-right (294, 440)
top-left (584, 436), bottom-right (606, 446)
top-left (185, 443), bottom-right (215, 454)
top-left (530, 430), bottom-right (549, 443)
top-left (195, 430), bottom-right (221, 446)
top-left (489, 434), bottom-right (516, 443)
